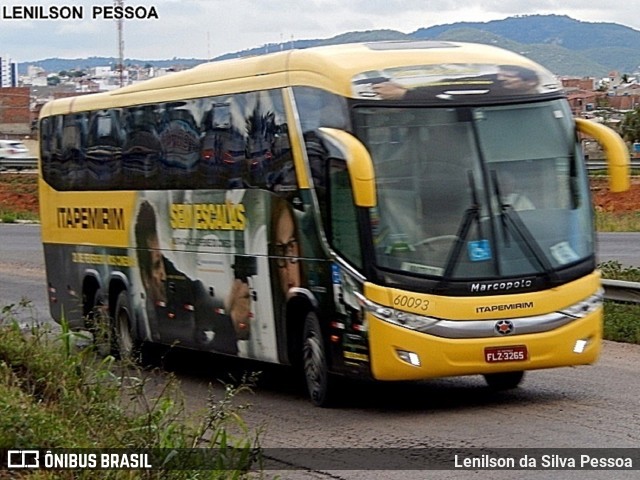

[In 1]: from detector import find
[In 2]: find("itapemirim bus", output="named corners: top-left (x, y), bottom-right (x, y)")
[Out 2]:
top-left (39, 41), bottom-right (629, 406)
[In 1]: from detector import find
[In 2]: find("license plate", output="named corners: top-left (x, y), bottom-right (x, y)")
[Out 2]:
top-left (485, 345), bottom-right (528, 363)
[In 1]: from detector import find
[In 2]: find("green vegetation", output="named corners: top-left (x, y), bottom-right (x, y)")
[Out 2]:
top-left (595, 211), bottom-right (640, 232)
top-left (603, 302), bottom-right (640, 344)
top-left (599, 260), bottom-right (640, 282)
top-left (1, 212), bottom-right (18, 223)
top-left (599, 261), bottom-right (640, 345)
top-left (620, 106), bottom-right (640, 144)
top-left (0, 300), bottom-right (263, 479)
top-left (0, 173), bottom-right (39, 223)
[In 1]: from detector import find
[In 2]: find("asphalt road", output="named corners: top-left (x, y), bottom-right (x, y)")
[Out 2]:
top-left (597, 232), bottom-right (640, 267)
top-left (0, 223), bottom-right (49, 325)
top-left (1, 224), bottom-right (640, 479)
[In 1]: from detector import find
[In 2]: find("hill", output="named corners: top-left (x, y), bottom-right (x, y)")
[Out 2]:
top-left (217, 15), bottom-right (640, 77)
top-left (413, 15), bottom-right (640, 75)
top-left (18, 56), bottom-right (204, 76)
top-left (413, 15), bottom-right (640, 49)
top-left (19, 15), bottom-right (640, 78)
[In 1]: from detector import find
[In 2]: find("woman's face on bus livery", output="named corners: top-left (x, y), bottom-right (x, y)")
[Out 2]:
top-left (144, 234), bottom-right (167, 304)
top-left (275, 207), bottom-right (301, 295)
top-left (496, 67), bottom-right (538, 92)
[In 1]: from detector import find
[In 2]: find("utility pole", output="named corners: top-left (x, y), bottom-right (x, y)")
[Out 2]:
top-left (116, 0), bottom-right (124, 87)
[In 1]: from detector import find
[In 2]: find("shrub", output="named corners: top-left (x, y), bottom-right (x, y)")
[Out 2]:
top-left (0, 302), bottom-right (263, 479)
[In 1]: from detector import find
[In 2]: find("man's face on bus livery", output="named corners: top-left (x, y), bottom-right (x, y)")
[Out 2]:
top-left (143, 234), bottom-right (167, 305)
top-left (275, 207), bottom-right (301, 295)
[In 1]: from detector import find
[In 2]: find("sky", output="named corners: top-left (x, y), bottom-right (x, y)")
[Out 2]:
top-left (2, 0), bottom-right (640, 63)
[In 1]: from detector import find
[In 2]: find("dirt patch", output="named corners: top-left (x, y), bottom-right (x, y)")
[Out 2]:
top-left (0, 173), bottom-right (39, 215)
top-left (591, 177), bottom-right (640, 213)
top-left (0, 173), bottom-right (638, 217)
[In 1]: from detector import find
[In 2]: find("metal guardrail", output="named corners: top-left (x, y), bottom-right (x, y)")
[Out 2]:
top-left (0, 157), bottom-right (37, 170)
top-left (602, 279), bottom-right (640, 303)
top-left (586, 158), bottom-right (640, 170)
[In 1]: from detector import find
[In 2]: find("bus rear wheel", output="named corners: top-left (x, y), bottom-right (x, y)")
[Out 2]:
top-left (302, 312), bottom-right (335, 407)
top-left (114, 290), bottom-right (139, 361)
top-left (483, 371), bottom-right (525, 390)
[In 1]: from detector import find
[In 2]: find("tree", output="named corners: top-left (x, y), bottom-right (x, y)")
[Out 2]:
top-left (620, 106), bottom-right (640, 143)
top-left (46, 75), bottom-right (60, 86)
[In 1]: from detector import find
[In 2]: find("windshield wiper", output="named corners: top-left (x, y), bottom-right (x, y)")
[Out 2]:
top-left (442, 171), bottom-right (481, 279)
top-left (491, 170), bottom-right (557, 279)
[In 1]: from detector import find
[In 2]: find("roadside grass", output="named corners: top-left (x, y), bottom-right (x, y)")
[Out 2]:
top-left (0, 209), bottom-right (39, 223)
top-left (598, 260), bottom-right (640, 344)
top-left (0, 301), bottom-right (264, 479)
top-left (595, 211), bottom-right (640, 232)
top-left (603, 302), bottom-right (640, 344)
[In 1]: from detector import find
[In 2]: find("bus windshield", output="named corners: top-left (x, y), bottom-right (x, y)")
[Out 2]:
top-left (354, 99), bottom-right (593, 280)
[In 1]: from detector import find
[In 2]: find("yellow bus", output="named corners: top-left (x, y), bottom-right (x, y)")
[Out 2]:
top-left (38, 41), bottom-right (629, 406)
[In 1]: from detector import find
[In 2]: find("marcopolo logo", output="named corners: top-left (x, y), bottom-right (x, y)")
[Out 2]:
top-left (470, 278), bottom-right (534, 293)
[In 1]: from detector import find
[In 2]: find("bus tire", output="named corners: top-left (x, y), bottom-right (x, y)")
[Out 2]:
top-left (483, 371), bottom-right (525, 390)
top-left (302, 311), bottom-right (335, 407)
top-left (114, 290), bottom-right (139, 361)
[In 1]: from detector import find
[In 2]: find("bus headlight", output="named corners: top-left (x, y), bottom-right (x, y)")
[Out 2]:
top-left (559, 289), bottom-right (603, 318)
top-left (355, 292), bottom-right (439, 333)
top-left (394, 311), bottom-right (440, 332)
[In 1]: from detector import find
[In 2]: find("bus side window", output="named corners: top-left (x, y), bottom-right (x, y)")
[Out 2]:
top-left (40, 117), bottom-right (53, 182)
top-left (86, 109), bottom-right (125, 188)
top-left (61, 113), bottom-right (87, 190)
top-left (122, 105), bottom-right (162, 189)
top-left (199, 101), bottom-right (231, 189)
top-left (256, 90), bottom-right (295, 196)
top-left (45, 115), bottom-right (64, 189)
top-left (158, 102), bottom-right (200, 187)
top-left (328, 158), bottom-right (363, 269)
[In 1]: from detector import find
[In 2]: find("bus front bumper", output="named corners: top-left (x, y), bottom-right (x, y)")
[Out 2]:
top-left (367, 307), bottom-right (602, 381)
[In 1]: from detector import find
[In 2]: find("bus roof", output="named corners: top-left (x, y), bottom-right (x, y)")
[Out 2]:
top-left (40, 41), bottom-right (561, 117)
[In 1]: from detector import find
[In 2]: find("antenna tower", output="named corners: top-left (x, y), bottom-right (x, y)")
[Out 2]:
top-left (116, 0), bottom-right (124, 87)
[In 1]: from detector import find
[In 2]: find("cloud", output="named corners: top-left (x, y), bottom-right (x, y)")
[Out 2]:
top-left (1, 0), bottom-right (639, 63)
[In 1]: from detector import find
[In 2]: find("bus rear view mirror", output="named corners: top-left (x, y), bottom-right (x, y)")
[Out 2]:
top-left (318, 128), bottom-right (376, 207)
top-left (576, 117), bottom-right (630, 193)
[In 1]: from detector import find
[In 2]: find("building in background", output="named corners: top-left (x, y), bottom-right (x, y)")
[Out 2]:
top-left (1, 54), bottom-right (35, 137)
top-left (0, 56), bottom-right (18, 88)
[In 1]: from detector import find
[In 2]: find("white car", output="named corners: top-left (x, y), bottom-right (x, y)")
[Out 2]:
top-left (0, 140), bottom-right (30, 159)
top-left (0, 140), bottom-right (34, 170)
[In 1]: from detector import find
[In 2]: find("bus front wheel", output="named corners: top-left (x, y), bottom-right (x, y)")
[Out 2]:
top-left (483, 371), bottom-right (525, 390)
top-left (302, 312), bottom-right (335, 407)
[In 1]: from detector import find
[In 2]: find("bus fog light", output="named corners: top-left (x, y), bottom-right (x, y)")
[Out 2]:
top-left (573, 339), bottom-right (589, 353)
top-left (396, 349), bottom-right (421, 367)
